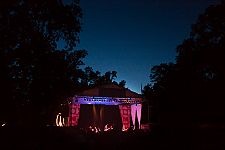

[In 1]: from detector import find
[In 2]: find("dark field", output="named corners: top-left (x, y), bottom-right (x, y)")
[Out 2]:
top-left (0, 126), bottom-right (224, 150)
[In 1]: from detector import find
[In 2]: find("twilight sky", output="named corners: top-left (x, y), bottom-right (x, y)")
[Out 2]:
top-left (76, 0), bottom-right (220, 93)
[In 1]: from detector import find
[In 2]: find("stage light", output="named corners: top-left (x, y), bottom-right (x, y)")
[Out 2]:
top-left (56, 113), bottom-right (63, 127)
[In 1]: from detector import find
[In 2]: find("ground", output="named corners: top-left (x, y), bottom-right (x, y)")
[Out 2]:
top-left (0, 126), bottom-right (224, 150)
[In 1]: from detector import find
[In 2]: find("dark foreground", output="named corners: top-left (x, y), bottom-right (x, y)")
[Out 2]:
top-left (0, 126), bottom-right (224, 150)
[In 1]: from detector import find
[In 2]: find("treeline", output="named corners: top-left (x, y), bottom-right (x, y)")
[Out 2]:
top-left (143, 1), bottom-right (225, 127)
top-left (0, 0), bottom-right (125, 127)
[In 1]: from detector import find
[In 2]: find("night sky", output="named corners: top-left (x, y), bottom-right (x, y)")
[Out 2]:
top-left (75, 0), bottom-right (220, 93)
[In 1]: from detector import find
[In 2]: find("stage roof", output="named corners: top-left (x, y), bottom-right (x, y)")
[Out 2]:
top-left (77, 84), bottom-right (142, 98)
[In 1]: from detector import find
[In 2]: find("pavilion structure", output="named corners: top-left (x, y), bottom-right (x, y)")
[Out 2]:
top-left (66, 84), bottom-right (142, 131)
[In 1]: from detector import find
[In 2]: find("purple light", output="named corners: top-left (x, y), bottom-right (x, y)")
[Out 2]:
top-left (72, 96), bottom-right (142, 105)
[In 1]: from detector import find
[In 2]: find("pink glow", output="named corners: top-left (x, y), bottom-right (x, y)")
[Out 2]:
top-left (131, 104), bottom-right (142, 129)
top-left (119, 105), bottom-right (131, 131)
top-left (131, 104), bottom-right (137, 130)
top-left (68, 104), bottom-right (80, 126)
top-left (137, 104), bottom-right (142, 129)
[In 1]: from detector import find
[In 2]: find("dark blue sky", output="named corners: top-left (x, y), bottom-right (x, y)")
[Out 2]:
top-left (76, 0), bottom-right (220, 93)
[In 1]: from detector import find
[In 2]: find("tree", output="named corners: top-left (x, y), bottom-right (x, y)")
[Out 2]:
top-left (176, 1), bottom-right (225, 124)
top-left (79, 69), bottom-right (126, 88)
top-left (0, 0), bottom-right (84, 126)
top-left (80, 66), bottom-right (101, 88)
top-left (95, 71), bottom-right (118, 85)
top-left (145, 1), bottom-right (225, 127)
top-left (118, 80), bottom-right (126, 87)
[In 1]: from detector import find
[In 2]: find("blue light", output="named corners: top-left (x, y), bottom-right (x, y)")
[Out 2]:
top-left (72, 96), bottom-right (142, 105)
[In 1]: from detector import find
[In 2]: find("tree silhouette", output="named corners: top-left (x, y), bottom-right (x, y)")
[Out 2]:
top-left (118, 80), bottom-right (126, 87)
top-left (96, 71), bottom-right (117, 85)
top-left (144, 1), bottom-right (225, 127)
top-left (175, 1), bottom-right (225, 125)
top-left (0, 0), bottom-right (84, 126)
top-left (80, 66), bottom-right (101, 88)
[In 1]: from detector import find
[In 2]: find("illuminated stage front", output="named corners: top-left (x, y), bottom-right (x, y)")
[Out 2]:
top-left (65, 84), bottom-right (143, 131)
top-left (71, 96), bottom-right (142, 105)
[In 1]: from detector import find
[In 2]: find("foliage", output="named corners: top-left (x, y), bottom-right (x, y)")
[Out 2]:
top-left (118, 80), bottom-right (126, 87)
top-left (0, 0), bottom-right (84, 126)
top-left (0, 0), bottom-right (127, 126)
top-left (144, 1), bottom-right (225, 126)
top-left (80, 68), bottom-right (126, 89)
